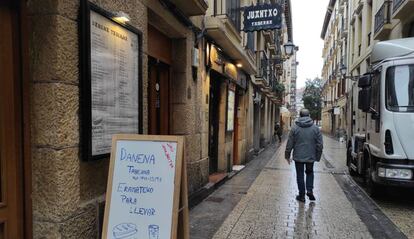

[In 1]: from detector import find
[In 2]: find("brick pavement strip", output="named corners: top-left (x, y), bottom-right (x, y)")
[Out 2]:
top-left (212, 139), bottom-right (373, 239)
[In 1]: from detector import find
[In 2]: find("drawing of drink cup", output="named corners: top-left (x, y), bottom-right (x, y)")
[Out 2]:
top-left (148, 225), bottom-right (159, 239)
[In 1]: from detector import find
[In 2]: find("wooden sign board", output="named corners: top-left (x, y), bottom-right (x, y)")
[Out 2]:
top-left (102, 134), bottom-right (188, 239)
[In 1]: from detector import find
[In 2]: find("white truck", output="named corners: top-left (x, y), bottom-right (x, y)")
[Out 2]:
top-left (347, 38), bottom-right (414, 196)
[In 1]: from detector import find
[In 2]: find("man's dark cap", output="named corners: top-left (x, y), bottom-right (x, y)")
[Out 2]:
top-left (300, 109), bottom-right (310, 117)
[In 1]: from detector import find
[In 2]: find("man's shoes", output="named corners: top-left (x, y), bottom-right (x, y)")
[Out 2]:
top-left (296, 195), bottom-right (305, 202)
top-left (306, 192), bottom-right (316, 201)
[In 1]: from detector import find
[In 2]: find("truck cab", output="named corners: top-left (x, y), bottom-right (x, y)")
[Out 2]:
top-left (347, 38), bottom-right (414, 195)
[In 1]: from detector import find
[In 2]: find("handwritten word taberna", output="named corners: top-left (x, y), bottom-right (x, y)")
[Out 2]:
top-left (120, 148), bottom-right (155, 164)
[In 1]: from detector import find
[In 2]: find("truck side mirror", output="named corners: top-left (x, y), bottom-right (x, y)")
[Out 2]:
top-left (358, 74), bottom-right (371, 88)
top-left (358, 87), bottom-right (371, 112)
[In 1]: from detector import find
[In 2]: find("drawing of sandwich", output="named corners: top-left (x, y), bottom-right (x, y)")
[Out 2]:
top-left (112, 223), bottom-right (138, 239)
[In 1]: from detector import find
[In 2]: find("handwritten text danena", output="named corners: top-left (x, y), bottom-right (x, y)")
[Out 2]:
top-left (120, 148), bottom-right (155, 164)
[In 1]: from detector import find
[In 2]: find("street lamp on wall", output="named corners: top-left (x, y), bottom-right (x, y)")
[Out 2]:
top-left (339, 64), bottom-right (359, 81)
top-left (283, 41), bottom-right (295, 57)
top-left (340, 64), bottom-right (347, 76)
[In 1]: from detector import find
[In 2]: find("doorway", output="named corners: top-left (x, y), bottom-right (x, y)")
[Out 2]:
top-left (232, 92), bottom-right (239, 165)
top-left (0, 2), bottom-right (27, 238)
top-left (208, 71), bottom-right (222, 174)
top-left (147, 24), bottom-right (172, 135)
top-left (148, 57), bottom-right (170, 135)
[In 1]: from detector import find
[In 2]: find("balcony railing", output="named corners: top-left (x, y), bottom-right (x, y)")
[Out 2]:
top-left (393, 0), bottom-right (405, 13)
top-left (374, 1), bottom-right (391, 34)
top-left (392, 0), bottom-right (414, 19)
top-left (256, 50), bottom-right (269, 84)
top-left (246, 31), bottom-right (255, 52)
top-left (213, 0), bottom-right (241, 32)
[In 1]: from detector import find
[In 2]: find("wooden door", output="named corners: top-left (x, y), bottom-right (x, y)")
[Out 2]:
top-left (148, 58), bottom-right (170, 135)
top-left (208, 73), bottom-right (221, 174)
top-left (148, 25), bottom-right (172, 136)
top-left (0, 2), bottom-right (25, 238)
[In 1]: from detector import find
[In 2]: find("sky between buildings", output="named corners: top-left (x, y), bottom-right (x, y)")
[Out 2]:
top-left (291, 0), bottom-right (329, 88)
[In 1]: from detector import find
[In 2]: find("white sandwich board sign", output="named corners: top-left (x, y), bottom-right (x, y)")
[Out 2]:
top-left (102, 134), bottom-right (186, 239)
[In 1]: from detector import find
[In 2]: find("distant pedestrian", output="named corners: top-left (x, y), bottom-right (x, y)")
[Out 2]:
top-left (285, 109), bottom-right (323, 203)
top-left (274, 122), bottom-right (282, 143)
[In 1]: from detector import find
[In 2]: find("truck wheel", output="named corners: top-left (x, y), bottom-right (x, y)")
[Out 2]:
top-left (347, 146), bottom-right (357, 176)
top-left (365, 166), bottom-right (380, 197)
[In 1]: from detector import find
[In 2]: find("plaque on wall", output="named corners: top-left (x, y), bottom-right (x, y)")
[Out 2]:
top-left (80, 2), bottom-right (143, 161)
top-left (227, 89), bottom-right (235, 132)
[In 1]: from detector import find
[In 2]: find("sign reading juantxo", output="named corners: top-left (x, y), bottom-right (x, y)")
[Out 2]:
top-left (243, 3), bottom-right (282, 32)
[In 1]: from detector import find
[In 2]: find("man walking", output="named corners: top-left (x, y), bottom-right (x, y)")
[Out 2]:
top-left (274, 122), bottom-right (282, 143)
top-left (285, 109), bottom-right (323, 202)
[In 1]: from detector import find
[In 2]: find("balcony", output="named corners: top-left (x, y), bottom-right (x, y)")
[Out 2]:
top-left (353, 0), bottom-right (363, 16)
top-left (268, 43), bottom-right (276, 55)
top-left (392, 0), bottom-right (414, 20)
top-left (350, 14), bottom-right (356, 25)
top-left (374, 1), bottom-right (392, 41)
top-left (340, 19), bottom-right (348, 39)
top-left (338, 4), bottom-right (345, 14)
top-left (171, 0), bottom-right (208, 16)
top-left (205, 0), bottom-right (256, 74)
top-left (253, 50), bottom-right (269, 87)
top-left (263, 30), bottom-right (274, 44)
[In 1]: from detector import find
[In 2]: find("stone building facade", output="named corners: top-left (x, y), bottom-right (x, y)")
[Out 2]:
top-left (321, 0), bottom-right (414, 137)
top-left (321, 0), bottom-right (349, 136)
top-left (0, 0), bottom-right (294, 238)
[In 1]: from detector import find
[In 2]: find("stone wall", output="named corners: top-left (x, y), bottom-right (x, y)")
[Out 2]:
top-left (27, 0), bottom-right (211, 237)
top-left (26, 0), bottom-right (282, 237)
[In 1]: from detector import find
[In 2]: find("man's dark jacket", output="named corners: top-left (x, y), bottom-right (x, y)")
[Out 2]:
top-left (285, 117), bottom-right (323, 163)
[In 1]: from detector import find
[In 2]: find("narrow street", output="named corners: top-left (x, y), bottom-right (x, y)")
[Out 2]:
top-left (190, 136), bottom-right (414, 239)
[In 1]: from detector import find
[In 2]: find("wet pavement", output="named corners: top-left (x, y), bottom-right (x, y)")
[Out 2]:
top-left (190, 136), bottom-right (413, 238)
top-left (324, 136), bottom-right (414, 239)
top-left (211, 138), bottom-right (372, 239)
top-left (189, 143), bottom-right (278, 239)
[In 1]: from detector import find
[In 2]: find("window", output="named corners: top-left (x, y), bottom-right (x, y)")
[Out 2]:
top-left (226, 0), bottom-right (240, 31)
top-left (246, 31), bottom-right (255, 51)
top-left (371, 70), bottom-right (381, 113)
top-left (386, 65), bottom-right (414, 112)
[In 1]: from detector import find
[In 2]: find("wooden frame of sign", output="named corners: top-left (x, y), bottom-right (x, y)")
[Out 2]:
top-left (102, 134), bottom-right (189, 239)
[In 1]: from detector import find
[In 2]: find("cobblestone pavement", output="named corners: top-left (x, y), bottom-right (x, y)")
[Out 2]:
top-left (322, 134), bottom-right (414, 239)
top-left (323, 136), bottom-right (414, 238)
top-left (212, 137), bottom-right (373, 239)
top-left (377, 198), bottom-right (414, 239)
top-left (321, 136), bottom-right (347, 172)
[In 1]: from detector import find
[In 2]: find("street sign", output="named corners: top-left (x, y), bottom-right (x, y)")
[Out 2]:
top-left (243, 3), bottom-right (282, 32)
